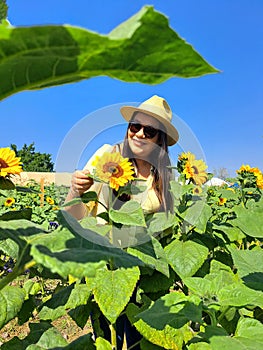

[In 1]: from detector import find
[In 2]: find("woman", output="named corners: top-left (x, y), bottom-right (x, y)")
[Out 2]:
top-left (64, 95), bottom-right (179, 349)
top-left (65, 94), bottom-right (179, 220)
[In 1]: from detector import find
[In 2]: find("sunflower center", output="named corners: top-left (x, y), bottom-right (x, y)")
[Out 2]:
top-left (192, 165), bottom-right (199, 174)
top-left (103, 162), bottom-right (124, 178)
top-left (0, 158), bottom-right (8, 169)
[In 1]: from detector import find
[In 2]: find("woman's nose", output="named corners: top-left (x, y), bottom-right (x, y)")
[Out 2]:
top-left (135, 127), bottom-right (145, 138)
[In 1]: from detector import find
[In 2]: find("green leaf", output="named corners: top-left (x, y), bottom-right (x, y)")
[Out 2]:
top-left (188, 343), bottom-right (212, 350)
top-left (0, 208), bottom-right (32, 221)
top-left (184, 260), bottom-right (263, 308)
top-left (0, 176), bottom-right (15, 189)
top-left (93, 266), bottom-right (140, 324)
top-left (0, 285), bottom-right (26, 328)
top-left (80, 216), bottom-right (111, 236)
top-left (62, 190), bottom-right (99, 207)
top-left (235, 317), bottom-right (263, 342)
top-left (38, 283), bottom-right (91, 321)
top-left (30, 244), bottom-right (106, 279)
top-left (181, 201), bottom-right (212, 233)
top-left (147, 212), bottom-right (178, 234)
top-left (127, 301), bottom-right (194, 349)
top-left (140, 338), bottom-right (164, 350)
top-left (210, 318), bottom-right (263, 350)
top-left (170, 181), bottom-right (193, 200)
top-left (109, 200), bottom-right (146, 227)
top-left (0, 6), bottom-right (219, 101)
top-left (229, 247), bottom-right (263, 291)
top-left (164, 239), bottom-right (209, 278)
top-left (128, 236), bottom-right (169, 277)
top-left (137, 292), bottom-right (203, 329)
top-left (232, 199), bottom-right (263, 238)
top-left (213, 223), bottom-right (245, 242)
top-left (68, 303), bottom-right (92, 329)
top-left (218, 283), bottom-right (263, 308)
top-left (0, 238), bottom-right (19, 259)
top-left (139, 270), bottom-right (175, 294)
top-left (60, 333), bottom-right (95, 350)
top-left (95, 337), bottom-right (112, 350)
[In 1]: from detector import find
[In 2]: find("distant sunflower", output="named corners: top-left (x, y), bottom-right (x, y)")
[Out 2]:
top-left (4, 197), bottom-right (15, 207)
top-left (178, 152), bottom-right (196, 162)
top-left (256, 174), bottom-right (263, 189)
top-left (183, 158), bottom-right (208, 186)
top-left (237, 165), bottom-right (263, 189)
top-left (218, 197), bottom-right (227, 206)
top-left (237, 164), bottom-right (251, 173)
top-left (0, 147), bottom-right (23, 177)
top-left (192, 186), bottom-right (202, 195)
top-left (93, 152), bottom-right (135, 191)
top-left (46, 196), bottom-right (55, 205)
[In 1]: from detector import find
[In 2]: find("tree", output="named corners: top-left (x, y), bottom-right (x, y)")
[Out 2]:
top-left (10, 143), bottom-right (54, 172)
top-left (213, 167), bottom-right (229, 180)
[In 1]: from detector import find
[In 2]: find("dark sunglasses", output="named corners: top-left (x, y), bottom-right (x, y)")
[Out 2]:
top-left (128, 122), bottom-right (159, 139)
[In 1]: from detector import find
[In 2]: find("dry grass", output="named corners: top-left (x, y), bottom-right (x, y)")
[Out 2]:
top-left (0, 313), bottom-right (93, 346)
top-left (0, 277), bottom-right (93, 347)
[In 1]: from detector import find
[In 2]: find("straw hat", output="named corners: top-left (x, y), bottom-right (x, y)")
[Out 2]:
top-left (120, 95), bottom-right (179, 146)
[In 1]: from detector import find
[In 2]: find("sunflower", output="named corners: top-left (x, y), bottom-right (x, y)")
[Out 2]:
top-left (192, 186), bottom-right (202, 195)
top-left (4, 197), bottom-right (15, 207)
top-left (0, 147), bottom-right (23, 177)
top-left (92, 152), bottom-right (135, 191)
top-left (237, 164), bottom-right (263, 189)
top-left (256, 174), bottom-right (263, 189)
top-left (178, 152), bottom-right (196, 162)
top-left (183, 158), bottom-right (208, 186)
top-left (218, 197), bottom-right (227, 206)
top-left (237, 164), bottom-right (251, 173)
top-left (46, 196), bottom-right (55, 205)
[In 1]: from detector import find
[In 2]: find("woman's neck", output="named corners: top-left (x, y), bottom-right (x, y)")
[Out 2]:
top-left (135, 159), bottom-right (152, 179)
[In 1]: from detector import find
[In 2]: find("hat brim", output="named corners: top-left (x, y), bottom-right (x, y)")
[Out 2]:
top-left (120, 106), bottom-right (179, 146)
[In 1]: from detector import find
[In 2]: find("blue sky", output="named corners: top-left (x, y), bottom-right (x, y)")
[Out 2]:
top-left (1, 0), bottom-right (263, 177)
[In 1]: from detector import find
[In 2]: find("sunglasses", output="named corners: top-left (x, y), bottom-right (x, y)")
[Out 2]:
top-left (128, 122), bottom-right (159, 139)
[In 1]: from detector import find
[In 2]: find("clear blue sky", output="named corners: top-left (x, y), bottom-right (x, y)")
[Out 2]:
top-left (1, 0), bottom-right (263, 177)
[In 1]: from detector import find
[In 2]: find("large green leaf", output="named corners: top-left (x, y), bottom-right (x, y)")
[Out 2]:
top-left (184, 260), bottom-right (263, 309)
top-left (232, 199), bottom-right (263, 238)
top-left (212, 223), bottom-right (245, 242)
top-left (0, 6), bottom-right (219, 101)
top-left (0, 285), bottom-right (26, 328)
top-left (210, 318), bottom-right (263, 350)
top-left (0, 237), bottom-right (19, 258)
top-left (93, 266), bottom-right (140, 324)
top-left (128, 236), bottom-right (170, 277)
top-left (95, 337), bottom-right (112, 350)
top-left (109, 200), bottom-right (146, 227)
top-left (147, 211), bottom-right (178, 234)
top-left (38, 283), bottom-right (91, 321)
top-left (127, 296), bottom-right (196, 349)
top-left (181, 201), bottom-right (212, 233)
top-left (164, 239), bottom-right (209, 278)
top-left (229, 247), bottom-right (263, 291)
top-left (0, 208), bottom-right (32, 221)
top-left (137, 292), bottom-right (202, 329)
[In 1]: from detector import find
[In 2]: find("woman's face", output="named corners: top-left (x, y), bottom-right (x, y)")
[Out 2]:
top-left (127, 112), bottom-right (161, 159)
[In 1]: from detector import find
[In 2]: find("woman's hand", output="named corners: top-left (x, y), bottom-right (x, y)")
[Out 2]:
top-left (69, 169), bottom-right (94, 197)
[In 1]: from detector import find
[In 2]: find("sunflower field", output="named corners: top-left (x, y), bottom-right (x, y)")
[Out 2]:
top-left (0, 146), bottom-right (263, 350)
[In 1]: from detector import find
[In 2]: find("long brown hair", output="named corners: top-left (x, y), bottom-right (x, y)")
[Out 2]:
top-left (121, 115), bottom-right (174, 212)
